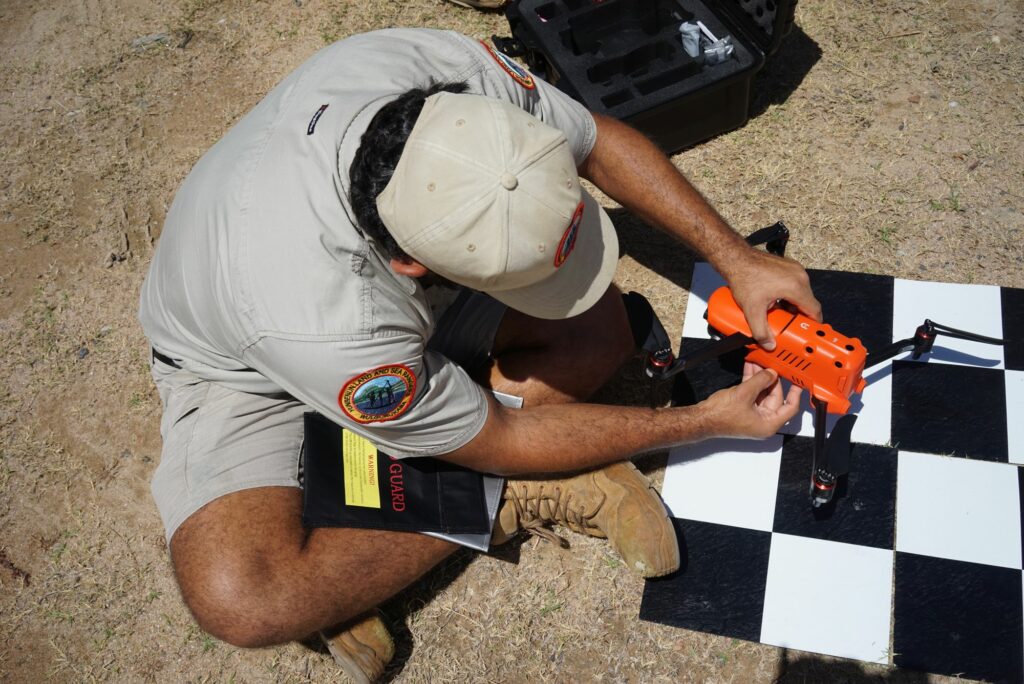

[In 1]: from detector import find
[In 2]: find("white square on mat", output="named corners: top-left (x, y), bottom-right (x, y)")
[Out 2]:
top-left (682, 262), bottom-right (727, 340)
top-left (760, 534), bottom-right (893, 664)
top-left (891, 279), bottom-right (1004, 369)
top-left (895, 451), bottom-right (1022, 569)
top-left (778, 367), bottom-right (892, 447)
top-left (662, 435), bottom-right (783, 532)
top-left (1007, 371), bottom-right (1024, 466)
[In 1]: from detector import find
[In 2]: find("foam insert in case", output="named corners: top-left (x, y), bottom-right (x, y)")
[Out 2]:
top-left (500, 0), bottom-right (797, 152)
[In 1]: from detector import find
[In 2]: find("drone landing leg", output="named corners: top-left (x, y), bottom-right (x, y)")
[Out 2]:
top-left (809, 398), bottom-right (836, 508)
top-left (808, 398), bottom-right (858, 509)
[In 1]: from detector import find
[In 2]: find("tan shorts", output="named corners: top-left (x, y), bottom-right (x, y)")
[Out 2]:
top-left (150, 289), bottom-right (506, 542)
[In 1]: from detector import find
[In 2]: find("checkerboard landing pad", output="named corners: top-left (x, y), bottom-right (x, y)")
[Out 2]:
top-left (639, 265), bottom-right (1024, 683)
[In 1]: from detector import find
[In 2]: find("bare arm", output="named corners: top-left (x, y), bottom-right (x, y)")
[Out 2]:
top-left (577, 113), bottom-right (822, 349)
top-left (440, 368), bottom-right (801, 476)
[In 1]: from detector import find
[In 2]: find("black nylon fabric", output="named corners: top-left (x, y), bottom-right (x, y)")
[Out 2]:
top-left (301, 412), bottom-right (491, 534)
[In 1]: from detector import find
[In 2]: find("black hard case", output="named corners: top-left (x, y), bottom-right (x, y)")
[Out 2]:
top-left (502, 0), bottom-right (797, 153)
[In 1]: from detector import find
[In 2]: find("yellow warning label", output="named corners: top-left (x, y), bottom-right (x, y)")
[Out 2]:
top-left (342, 429), bottom-right (380, 509)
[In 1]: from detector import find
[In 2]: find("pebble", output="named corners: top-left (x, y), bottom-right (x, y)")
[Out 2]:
top-left (131, 33), bottom-right (169, 50)
top-left (132, 30), bottom-right (191, 50)
top-left (949, 101), bottom-right (959, 108)
top-left (76, 347), bottom-right (89, 359)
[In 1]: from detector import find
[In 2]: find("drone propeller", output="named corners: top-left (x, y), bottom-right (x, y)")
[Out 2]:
top-left (744, 220), bottom-right (790, 256)
top-left (866, 319), bottom-right (1005, 368)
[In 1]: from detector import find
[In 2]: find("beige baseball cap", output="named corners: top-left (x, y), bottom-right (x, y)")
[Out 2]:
top-left (376, 92), bottom-right (619, 320)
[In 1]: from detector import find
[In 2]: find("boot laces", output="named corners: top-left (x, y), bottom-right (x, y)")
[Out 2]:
top-left (506, 482), bottom-right (607, 546)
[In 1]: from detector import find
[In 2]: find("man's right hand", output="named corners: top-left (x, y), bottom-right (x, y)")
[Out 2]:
top-left (699, 363), bottom-right (804, 440)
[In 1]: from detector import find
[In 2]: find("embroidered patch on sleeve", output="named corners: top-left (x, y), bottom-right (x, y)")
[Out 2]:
top-left (480, 40), bottom-right (536, 90)
top-left (338, 364), bottom-right (417, 423)
top-left (554, 201), bottom-right (584, 268)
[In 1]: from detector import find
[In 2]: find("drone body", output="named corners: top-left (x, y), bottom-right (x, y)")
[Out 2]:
top-left (705, 286), bottom-right (867, 415)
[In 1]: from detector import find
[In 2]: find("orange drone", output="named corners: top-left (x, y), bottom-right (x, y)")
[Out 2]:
top-left (625, 223), bottom-right (1005, 508)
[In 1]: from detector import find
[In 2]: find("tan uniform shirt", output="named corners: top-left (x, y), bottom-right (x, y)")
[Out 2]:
top-left (139, 28), bottom-right (597, 458)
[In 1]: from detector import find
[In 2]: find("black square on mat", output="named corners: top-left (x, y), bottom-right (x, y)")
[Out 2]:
top-left (640, 519), bottom-right (771, 643)
top-left (890, 361), bottom-right (1008, 461)
top-left (807, 270), bottom-right (895, 354)
top-left (1002, 286), bottom-right (1024, 372)
top-left (893, 552), bottom-right (1023, 683)
top-left (670, 337), bottom-right (745, 407)
top-left (772, 436), bottom-right (897, 549)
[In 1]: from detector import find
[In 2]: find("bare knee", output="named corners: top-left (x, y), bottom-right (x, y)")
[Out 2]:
top-left (487, 285), bottom-right (635, 402)
top-left (543, 285), bottom-right (635, 372)
top-left (581, 285), bottom-right (635, 366)
top-left (168, 500), bottom-right (338, 648)
top-left (172, 545), bottom-right (294, 648)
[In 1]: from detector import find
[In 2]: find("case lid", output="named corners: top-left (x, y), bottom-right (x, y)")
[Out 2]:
top-left (712, 0), bottom-right (798, 57)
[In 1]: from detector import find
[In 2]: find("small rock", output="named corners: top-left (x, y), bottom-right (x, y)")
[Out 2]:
top-left (991, 35), bottom-right (1000, 45)
top-left (907, 94), bottom-right (920, 104)
top-left (173, 30), bottom-right (193, 49)
top-left (131, 33), bottom-right (169, 50)
top-left (103, 251), bottom-right (127, 268)
top-left (77, 347), bottom-right (89, 359)
top-left (121, 449), bottom-right (132, 459)
top-left (98, 325), bottom-right (113, 338)
top-left (948, 101), bottom-right (959, 108)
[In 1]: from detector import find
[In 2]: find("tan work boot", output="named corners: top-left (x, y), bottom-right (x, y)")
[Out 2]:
top-left (319, 610), bottom-right (395, 684)
top-left (492, 461), bottom-right (680, 578)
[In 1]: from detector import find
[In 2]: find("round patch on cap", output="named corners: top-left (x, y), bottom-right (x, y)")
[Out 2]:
top-left (480, 41), bottom-right (536, 90)
top-left (338, 364), bottom-right (416, 423)
top-left (554, 201), bottom-right (584, 268)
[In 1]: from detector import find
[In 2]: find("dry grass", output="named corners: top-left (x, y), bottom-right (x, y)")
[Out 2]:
top-left (1, 0), bottom-right (1021, 681)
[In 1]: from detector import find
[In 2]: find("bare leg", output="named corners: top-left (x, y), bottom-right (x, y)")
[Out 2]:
top-left (171, 488), bottom-right (456, 647)
top-left (169, 286), bottom-right (633, 647)
top-left (479, 285), bottom-right (634, 405)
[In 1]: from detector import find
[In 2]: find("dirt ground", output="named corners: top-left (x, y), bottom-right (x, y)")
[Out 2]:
top-left (1, 0), bottom-right (1021, 682)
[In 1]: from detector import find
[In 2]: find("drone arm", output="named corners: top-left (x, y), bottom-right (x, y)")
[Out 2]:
top-left (650, 332), bottom-right (755, 381)
top-left (864, 337), bottom-right (919, 369)
top-left (865, 319), bottom-right (1006, 368)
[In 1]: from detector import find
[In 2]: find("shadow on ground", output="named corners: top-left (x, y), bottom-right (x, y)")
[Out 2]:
top-left (373, 539), bottom-right (527, 681)
top-left (775, 648), bottom-right (931, 683)
top-left (612, 206), bottom-right (699, 294)
top-left (751, 25), bottom-right (823, 119)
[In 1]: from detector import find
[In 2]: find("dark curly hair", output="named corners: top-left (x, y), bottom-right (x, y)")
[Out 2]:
top-left (349, 81), bottom-right (469, 259)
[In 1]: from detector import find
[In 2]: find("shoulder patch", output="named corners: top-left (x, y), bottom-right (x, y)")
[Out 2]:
top-left (339, 364), bottom-right (417, 423)
top-left (480, 40), bottom-right (536, 90)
